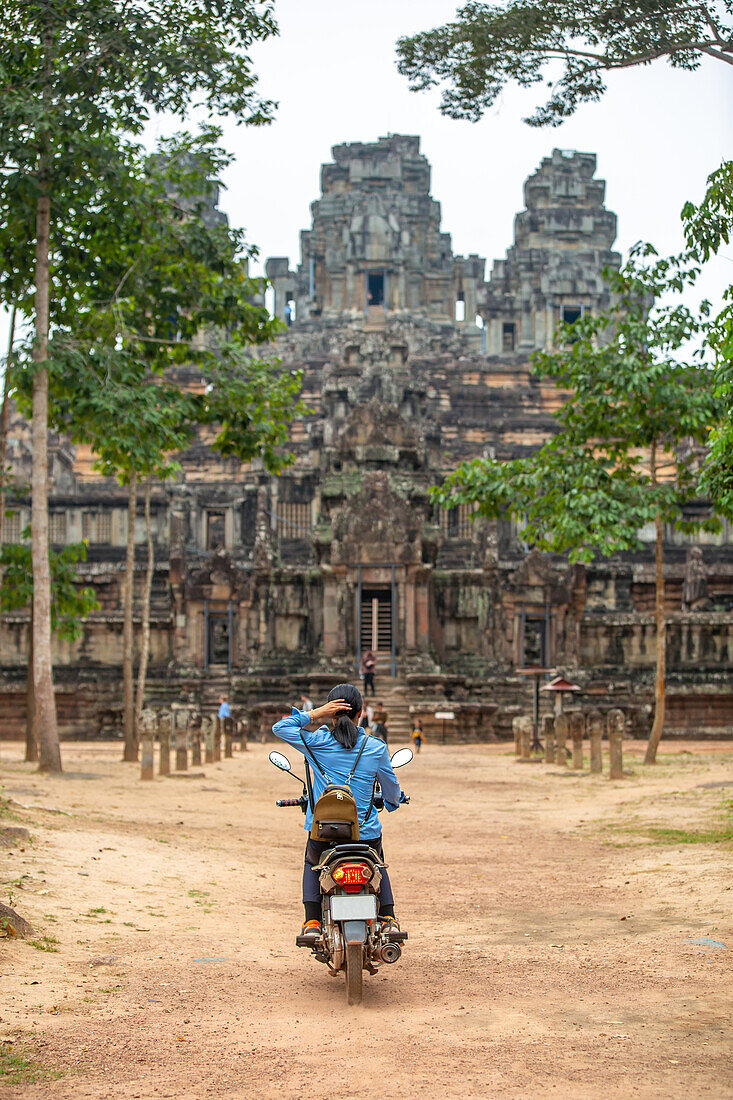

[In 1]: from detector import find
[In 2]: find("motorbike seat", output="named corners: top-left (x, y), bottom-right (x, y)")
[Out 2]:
top-left (316, 843), bottom-right (384, 867)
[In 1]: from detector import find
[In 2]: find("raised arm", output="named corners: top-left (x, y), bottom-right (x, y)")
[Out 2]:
top-left (272, 699), bottom-right (351, 749)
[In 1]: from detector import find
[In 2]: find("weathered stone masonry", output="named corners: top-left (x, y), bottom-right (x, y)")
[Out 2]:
top-left (1, 136), bottom-right (731, 739)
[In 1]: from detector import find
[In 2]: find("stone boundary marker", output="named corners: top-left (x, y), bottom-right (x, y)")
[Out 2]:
top-left (543, 716), bottom-right (555, 764)
top-left (588, 709), bottom-right (603, 774)
top-left (140, 709), bottom-right (156, 781)
top-left (513, 708), bottom-right (626, 780)
top-left (607, 708), bottom-right (625, 779)
top-left (569, 712), bottom-right (584, 769)
top-left (174, 708), bottom-right (189, 772)
top-left (138, 708), bottom-right (246, 779)
top-left (555, 713), bottom-right (568, 767)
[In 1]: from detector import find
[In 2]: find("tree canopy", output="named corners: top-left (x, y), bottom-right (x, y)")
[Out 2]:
top-left (433, 247), bottom-right (722, 761)
top-left (1, 535), bottom-right (98, 641)
top-left (683, 160), bottom-right (733, 518)
top-left (397, 1), bottom-right (733, 125)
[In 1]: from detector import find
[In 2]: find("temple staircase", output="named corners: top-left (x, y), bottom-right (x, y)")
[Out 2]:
top-left (365, 678), bottom-right (413, 744)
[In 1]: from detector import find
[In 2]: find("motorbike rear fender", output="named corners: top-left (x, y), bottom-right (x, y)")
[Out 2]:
top-left (342, 919), bottom-right (367, 944)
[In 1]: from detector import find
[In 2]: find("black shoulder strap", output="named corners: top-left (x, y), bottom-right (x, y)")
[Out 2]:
top-left (298, 730), bottom-right (331, 783)
top-left (346, 733), bottom-right (370, 785)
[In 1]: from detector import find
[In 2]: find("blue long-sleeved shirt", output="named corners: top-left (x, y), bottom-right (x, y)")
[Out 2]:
top-left (272, 708), bottom-right (402, 839)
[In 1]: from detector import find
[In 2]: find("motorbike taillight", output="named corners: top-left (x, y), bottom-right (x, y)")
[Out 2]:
top-left (332, 862), bottom-right (373, 892)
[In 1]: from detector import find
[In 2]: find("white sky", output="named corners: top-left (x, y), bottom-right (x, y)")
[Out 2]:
top-left (2, 0), bottom-right (732, 354)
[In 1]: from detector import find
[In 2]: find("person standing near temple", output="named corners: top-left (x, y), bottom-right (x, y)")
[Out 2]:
top-left (218, 695), bottom-right (231, 720)
top-left (372, 700), bottom-right (389, 745)
top-left (361, 649), bottom-right (377, 696)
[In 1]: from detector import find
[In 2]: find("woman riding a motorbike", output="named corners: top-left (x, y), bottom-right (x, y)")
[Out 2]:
top-left (272, 682), bottom-right (406, 940)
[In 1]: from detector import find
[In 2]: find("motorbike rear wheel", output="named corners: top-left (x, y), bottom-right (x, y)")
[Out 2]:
top-left (345, 942), bottom-right (363, 1005)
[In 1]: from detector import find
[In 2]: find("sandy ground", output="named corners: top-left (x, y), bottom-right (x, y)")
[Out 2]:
top-left (0, 736), bottom-right (732, 1100)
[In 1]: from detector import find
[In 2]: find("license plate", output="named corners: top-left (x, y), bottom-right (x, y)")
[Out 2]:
top-left (330, 894), bottom-right (378, 921)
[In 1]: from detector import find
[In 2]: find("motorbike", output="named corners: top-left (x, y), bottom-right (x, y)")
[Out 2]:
top-left (269, 745), bottom-right (412, 1004)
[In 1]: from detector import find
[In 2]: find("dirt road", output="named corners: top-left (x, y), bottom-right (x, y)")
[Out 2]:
top-left (1, 738), bottom-right (731, 1099)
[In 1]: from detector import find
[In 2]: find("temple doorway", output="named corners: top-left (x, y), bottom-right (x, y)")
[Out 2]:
top-left (360, 588), bottom-right (392, 660)
top-left (204, 600), bottom-right (233, 669)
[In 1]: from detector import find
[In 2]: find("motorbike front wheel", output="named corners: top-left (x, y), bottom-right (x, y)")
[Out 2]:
top-left (345, 942), bottom-right (363, 1005)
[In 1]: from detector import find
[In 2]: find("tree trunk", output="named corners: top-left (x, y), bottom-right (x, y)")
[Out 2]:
top-left (0, 304), bottom-right (17, 641)
top-left (122, 470), bottom-right (138, 761)
top-left (31, 193), bottom-right (61, 774)
top-left (644, 510), bottom-right (666, 763)
top-left (25, 605), bottom-right (38, 762)
top-left (135, 477), bottom-right (153, 741)
top-left (644, 440), bottom-right (665, 765)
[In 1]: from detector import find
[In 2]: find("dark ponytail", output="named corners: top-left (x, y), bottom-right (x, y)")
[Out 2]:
top-left (328, 682), bottom-right (363, 750)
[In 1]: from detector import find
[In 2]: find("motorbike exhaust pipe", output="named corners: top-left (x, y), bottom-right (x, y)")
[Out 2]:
top-left (379, 942), bottom-right (402, 964)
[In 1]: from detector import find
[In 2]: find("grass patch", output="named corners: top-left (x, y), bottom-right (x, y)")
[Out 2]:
top-left (86, 907), bottom-right (107, 917)
top-left (30, 935), bottom-right (59, 953)
top-left (641, 823), bottom-right (733, 844)
top-left (0, 1043), bottom-right (64, 1085)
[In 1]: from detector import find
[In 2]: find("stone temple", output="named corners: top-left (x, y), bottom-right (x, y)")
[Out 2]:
top-left (2, 135), bottom-right (732, 740)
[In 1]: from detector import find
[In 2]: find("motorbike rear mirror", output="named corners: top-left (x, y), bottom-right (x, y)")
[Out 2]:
top-left (269, 751), bottom-right (292, 772)
top-left (390, 747), bottom-right (413, 769)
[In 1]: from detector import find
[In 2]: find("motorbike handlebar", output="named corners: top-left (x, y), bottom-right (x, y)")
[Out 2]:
top-left (276, 798), bottom-right (305, 807)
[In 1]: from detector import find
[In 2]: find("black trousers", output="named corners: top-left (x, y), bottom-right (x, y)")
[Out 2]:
top-left (363, 671), bottom-right (375, 694)
top-left (302, 835), bottom-right (394, 908)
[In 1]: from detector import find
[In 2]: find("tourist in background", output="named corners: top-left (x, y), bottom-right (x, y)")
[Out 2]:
top-left (361, 649), bottom-right (377, 695)
top-left (218, 695), bottom-right (231, 720)
top-left (411, 719), bottom-right (424, 754)
top-left (372, 700), bottom-right (389, 745)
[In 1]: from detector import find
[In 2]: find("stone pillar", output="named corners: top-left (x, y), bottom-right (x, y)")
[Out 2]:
top-left (588, 709), bottom-right (603, 774)
top-left (140, 709), bottom-right (156, 781)
top-left (224, 716), bottom-right (234, 758)
top-left (516, 715), bottom-right (532, 761)
top-left (175, 709), bottom-right (189, 771)
top-left (569, 712), bottom-right (584, 770)
top-left (512, 715), bottom-right (522, 757)
top-left (204, 717), bottom-right (215, 764)
top-left (543, 716), bottom-right (555, 764)
top-left (214, 716), bottom-right (222, 762)
top-left (238, 713), bottom-right (248, 751)
top-left (554, 713), bottom-right (569, 767)
top-left (158, 712), bottom-right (171, 776)
top-left (190, 713), bottom-right (202, 766)
top-left (607, 708), bottom-right (625, 780)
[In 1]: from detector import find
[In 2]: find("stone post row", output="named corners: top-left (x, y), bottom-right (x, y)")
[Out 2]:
top-left (214, 716), bottom-right (222, 762)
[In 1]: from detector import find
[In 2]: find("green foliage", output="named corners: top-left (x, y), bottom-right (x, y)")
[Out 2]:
top-left (433, 246), bottom-right (722, 560)
top-left (9, 131), bottom-right (305, 480)
top-left (1, 533), bottom-right (98, 640)
top-left (0, 0), bottom-right (277, 313)
top-left (683, 161), bottom-right (733, 518)
top-left (396, 2), bottom-right (733, 126)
